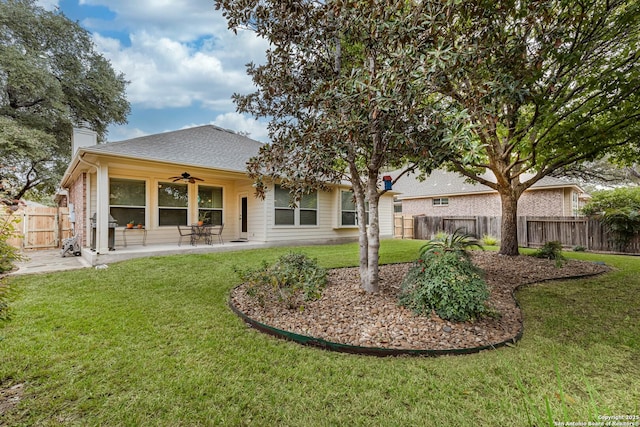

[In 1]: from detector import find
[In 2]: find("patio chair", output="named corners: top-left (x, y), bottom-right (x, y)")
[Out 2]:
top-left (207, 223), bottom-right (224, 245)
top-left (177, 224), bottom-right (196, 246)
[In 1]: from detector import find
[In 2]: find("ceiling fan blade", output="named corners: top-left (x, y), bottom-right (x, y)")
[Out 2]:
top-left (192, 176), bottom-right (204, 181)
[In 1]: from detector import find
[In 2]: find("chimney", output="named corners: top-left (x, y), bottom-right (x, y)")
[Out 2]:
top-left (72, 126), bottom-right (98, 155)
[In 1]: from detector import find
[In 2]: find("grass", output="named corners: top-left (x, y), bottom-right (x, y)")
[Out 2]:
top-left (1, 240), bottom-right (639, 426)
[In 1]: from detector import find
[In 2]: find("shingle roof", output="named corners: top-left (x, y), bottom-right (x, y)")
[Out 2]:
top-left (391, 169), bottom-right (581, 199)
top-left (82, 125), bottom-right (263, 173)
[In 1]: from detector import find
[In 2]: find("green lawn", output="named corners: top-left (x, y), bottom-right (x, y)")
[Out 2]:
top-left (1, 240), bottom-right (638, 426)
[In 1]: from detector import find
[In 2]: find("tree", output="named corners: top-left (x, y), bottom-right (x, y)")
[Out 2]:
top-left (418, 0), bottom-right (640, 255)
top-left (0, 0), bottom-right (130, 204)
top-left (215, 0), bottom-right (472, 292)
top-left (582, 186), bottom-right (640, 250)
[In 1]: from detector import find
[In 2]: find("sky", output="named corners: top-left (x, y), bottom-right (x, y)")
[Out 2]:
top-left (36, 0), bottom-right (270, 143)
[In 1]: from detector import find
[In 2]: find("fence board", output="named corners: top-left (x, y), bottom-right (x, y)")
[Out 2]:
top-left (2, 206), bottom-right (70, 250)
top-left (412, 215), bottom-right (640, 254)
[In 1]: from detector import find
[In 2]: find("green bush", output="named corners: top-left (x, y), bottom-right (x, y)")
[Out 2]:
top-left (482, 234), bottom-right (498, 246)
top-left (398, 250), bottom-right (490, 322)
top-left (0, 212), bottom-right (23, 274)
top-left (532, 241), bottom-right (566, 267)
top-left (582, 187), bottom-right (640, 251)
top-left (420, 228), bottom-right (483, 257)
top-left (235, 252), bottom-right (327, 310)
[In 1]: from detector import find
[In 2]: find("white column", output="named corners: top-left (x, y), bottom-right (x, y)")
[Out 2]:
top-left (95, 163), bottom-right (110, 253)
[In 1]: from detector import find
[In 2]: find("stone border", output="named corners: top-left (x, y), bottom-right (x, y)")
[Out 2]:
top-left (228, 267), bottom-right (609, 357)
top-left (229, 295), bottom-right (522, 357)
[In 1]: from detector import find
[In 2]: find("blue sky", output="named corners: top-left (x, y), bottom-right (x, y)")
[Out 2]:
top-left (36, 0), bottom-right (270, 142)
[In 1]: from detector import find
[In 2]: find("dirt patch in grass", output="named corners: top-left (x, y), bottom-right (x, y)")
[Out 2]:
top-left (230, 252), bottom-right (611, 351)
top-left (0, 383), bottom-right (24, 415)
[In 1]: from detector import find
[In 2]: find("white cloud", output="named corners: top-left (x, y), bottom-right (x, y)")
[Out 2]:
top-left (35, 0), bottom-right (59, 10)
top-left (85, 1), bottom-right (267, 112)
top-left (211, 113), bottom-right (269, 143)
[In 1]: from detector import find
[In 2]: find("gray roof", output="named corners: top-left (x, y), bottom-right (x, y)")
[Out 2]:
top-left (82, 125), bottom-right (263, 173)
top-left (392, 169), bottom-right (581, 199)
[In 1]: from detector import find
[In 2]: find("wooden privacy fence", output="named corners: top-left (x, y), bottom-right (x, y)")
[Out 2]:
top-left (2, 206), bottom-right (72, 250)
top-left (410, 215), bottom-right (640, 254)
top-left (394, 214), bottom-right (414, 239)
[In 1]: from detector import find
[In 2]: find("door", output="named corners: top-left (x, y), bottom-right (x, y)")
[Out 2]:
top-left (239, 195), bottom-right (248, 239)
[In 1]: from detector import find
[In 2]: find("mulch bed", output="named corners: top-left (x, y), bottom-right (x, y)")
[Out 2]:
top-left (230, 252), bottom-right (611, 352)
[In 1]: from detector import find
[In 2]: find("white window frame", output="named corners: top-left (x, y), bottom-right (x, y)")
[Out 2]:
top-left (274, 184), bottom-right (318, 226)
top-left (197, 185), bottom-right (224, 226)
top-left (109, 177), bottom-right (147, 227)
top-left (340, 190), bottom-right (368, 227)
top-left (432, 197), bottom-right (449, 207)
top-left (158, 181), bottom-right (189, 226)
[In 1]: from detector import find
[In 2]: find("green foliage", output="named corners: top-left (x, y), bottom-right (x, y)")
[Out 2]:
top-left (421, 0), bottom-right (640, 256)
top-left (215, 0), bottom-right (475, 291)
top-left (0, 211), bottom-right (23, 274)
top-left (573, 245), bottom-right (586, 252)
top-left (582, 187), bottom-right (640, 251)
top-left (398, 250), bottom-right (490, 322)
top-left (0, 279), bottom-right (10, 321)
top-left (482, 234), bottom-right (499, 246)
top-left (0, 0), bottom-right (130, 201)
top-left (420, 227), bottom-right (483, 258)
top-left (235, 252), bottom-right (327, 310)
top-left (532, 241), bottom-right (566, 267)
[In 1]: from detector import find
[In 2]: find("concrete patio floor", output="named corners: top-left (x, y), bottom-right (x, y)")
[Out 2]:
top-left (9, 241), bottom-right (263, 275)
top-left (8, 239), bottom-right (295, 275)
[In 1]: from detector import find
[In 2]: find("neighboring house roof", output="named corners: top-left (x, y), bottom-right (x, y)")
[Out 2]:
top-left (81, 125), bottom-right (263, 173)
top-left (391, 169), bottom-right (584, 200)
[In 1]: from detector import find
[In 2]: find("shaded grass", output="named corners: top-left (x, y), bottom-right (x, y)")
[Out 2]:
top-left (0, 240), bottom-right (638, 426)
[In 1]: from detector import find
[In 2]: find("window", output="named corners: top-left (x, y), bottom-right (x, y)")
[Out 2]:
top-left (274, 184), bottom-right (317, 226)
top-left (198, 185), bottom-right (223, 225)
top-left (110, 178), bottom-right (146, 227)
top-left (340, 190), bottom-right (368, 226)
top-left (158, 182), bottom-right (188, 226)
top-left (299, 192), bottom-right (318, 225)
top-left (433, 197), bottom-right (449, 206)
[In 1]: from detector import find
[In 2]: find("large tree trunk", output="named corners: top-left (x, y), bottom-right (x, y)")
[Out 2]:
top-left (499, 190), bottom-right (520, 256)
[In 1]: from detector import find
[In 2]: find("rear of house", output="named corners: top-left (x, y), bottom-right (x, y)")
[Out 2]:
top-left (59, 125), bottom-right (395, 261)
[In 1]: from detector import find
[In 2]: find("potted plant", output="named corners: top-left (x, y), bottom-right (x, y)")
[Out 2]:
top-left (197, 212), bottom-right (207, 226)
top-left (137, 223), bottom-right (144, 229)
top-left (127, 220), bottom-right (135, 229)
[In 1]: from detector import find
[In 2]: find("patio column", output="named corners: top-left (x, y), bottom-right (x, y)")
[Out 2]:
top-left (95, 163), bottom-right (110, 254)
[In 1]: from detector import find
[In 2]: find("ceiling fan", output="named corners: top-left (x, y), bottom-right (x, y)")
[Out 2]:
top-left (169, 172), bottom-right (203, 184)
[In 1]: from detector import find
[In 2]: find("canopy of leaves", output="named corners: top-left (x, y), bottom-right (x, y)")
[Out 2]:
top-left (0, 0), bottom-right (130, 202)
top-left (216, 0), bottom-right (473, 201)
top-left (582, 187), bottom-right (640, 216)
top-left (407, 0), bottom-right (640, 254)
top-left (582, 187), bottom-right (640, 250)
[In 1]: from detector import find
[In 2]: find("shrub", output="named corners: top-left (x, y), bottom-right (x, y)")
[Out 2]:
top-left (573, 245), bottom-right (586, 252)
top-left (482, 234), bottom-right (499, 246)
top-left (0, 212), bottom-right (24, 274)
top-left (398, 250), bottom-right (490, 322)
top-left (235, 252), bottom-right (326, 310)
top-left (582, 187), bottom-right (640, 251)
top-left (532, 241), bottom-right (566, 267)
top-left (420, 227), bottom-right (483, 258)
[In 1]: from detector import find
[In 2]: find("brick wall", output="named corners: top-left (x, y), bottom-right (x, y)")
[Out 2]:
top-left (401, 188), bottom-right (571, 217)
top-left (68, 173), bottom-right (87, 246)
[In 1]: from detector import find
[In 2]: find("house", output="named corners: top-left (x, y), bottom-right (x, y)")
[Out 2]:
top-left (392, 169), bottom-right (589, 217)
top-left (59, 125), bottom-right (395, 263)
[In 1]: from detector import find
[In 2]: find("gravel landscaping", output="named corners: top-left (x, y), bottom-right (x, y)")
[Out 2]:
top-left (230, 252), bottom-right (611, 351)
